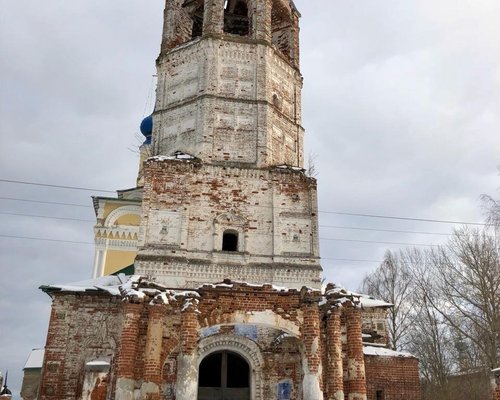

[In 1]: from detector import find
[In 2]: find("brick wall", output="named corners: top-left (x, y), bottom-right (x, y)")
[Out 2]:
top-left (136, 160), bottom-right (321, 288)
top-left (38, 293), bottom-right (123, 399)
top-left (365, 355), bottom-right (421, 400)
top-left (38, 282), bottom-right (421, 400)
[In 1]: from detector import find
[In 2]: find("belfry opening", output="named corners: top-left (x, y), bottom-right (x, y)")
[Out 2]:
top-left (224, 0), bottom-right (250, 36)
top-left (198, 351), bottom-right (250, 400)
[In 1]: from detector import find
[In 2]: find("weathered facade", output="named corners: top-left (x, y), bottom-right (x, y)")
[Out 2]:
top-left (39, 278), bottom-right (419, 400)
top-left (35, 1), bottom-right (421, 399)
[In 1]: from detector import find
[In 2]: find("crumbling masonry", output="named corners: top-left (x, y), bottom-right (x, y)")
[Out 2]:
top-left (36, 1), bottom-right (421, 399)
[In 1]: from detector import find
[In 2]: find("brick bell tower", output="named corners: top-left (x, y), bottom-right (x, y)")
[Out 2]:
top-left (135, 0), bottom-right (322, 289)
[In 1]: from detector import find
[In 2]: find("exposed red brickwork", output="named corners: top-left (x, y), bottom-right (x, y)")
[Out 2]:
top-left (142, 306), bottom-right (166, 400)
top-left (365, 355), bottom-right (421, 400)
top-left (89, 377), bottom-right (107, 400)
top-left (302, 301), bottom-right (322, 376)
top-left (39, 294), bottom-right (122, 400)
top-left (493, 372), bottom-right (500, 400)
top-left (326, 308), bottom-right (344, 399)
top-left (197, 282), bottom-right (302, 327)
top-left (345, 306), bottom-right (368, 400)
top-left (180, 304), bottom-right (199, 355)
top-left (116, 303), bottom-right (143, 380)
top-left (38, 283), bottom-right (420, 400)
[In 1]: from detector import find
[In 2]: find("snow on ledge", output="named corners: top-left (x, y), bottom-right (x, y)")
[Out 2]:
top-left (42, 274), bottom-right (128, 294)
top-left (147, 152), bottom-right (196, 162)
top-left (363, 345), bottom-right (415, 358)
top-left (276, 164), bottom-right (305, 172)
top-left (325, 286), bottom-right (393, 308)
top-left (197, 280), bottom-right (307, 293)
top-left (24, 348), bottom-right (45, 369)
top-left (86, 360), bottom-right (110, 367)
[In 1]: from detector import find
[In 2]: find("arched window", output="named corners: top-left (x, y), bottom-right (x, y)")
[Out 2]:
top-left (191, 4), bottom-right (204, 39)
top-left (271, 0), bottom-right (296, 63)
top-left (198, 351), bottom-right (250, 400)
top-left (222, 230), bottom-right (239, 252)
top-left (224, 0), bottom-right (250, 36)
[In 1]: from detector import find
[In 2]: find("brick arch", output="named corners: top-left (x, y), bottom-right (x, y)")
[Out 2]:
top-left (198, 334), bottom-right (264, 400)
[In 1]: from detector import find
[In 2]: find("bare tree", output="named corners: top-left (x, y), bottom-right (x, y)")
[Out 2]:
top-left (421, 228), bottom-right (500, 370)
top-left (480, 165), bottom-right (500, 227)
top-left (306, 151), bottom-right (318, 178)
top-left (360, 249), bottom-right (417, 350)
top-left (406, 254), bottom-right (454, 399)
top-left (481, 194), bottom-right (500, 227)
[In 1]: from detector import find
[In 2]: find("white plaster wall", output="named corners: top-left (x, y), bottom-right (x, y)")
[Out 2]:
top-left (153, 37), bottom-right (304, 167)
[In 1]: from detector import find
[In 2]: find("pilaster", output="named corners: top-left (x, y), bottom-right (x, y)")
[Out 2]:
top-left (345, 306), bottom-right (367, 400)
top-left (115, 303), bottom-right (143, 400)
top-left (175, 303), bottom-right (200, 400)
top-left (253, 0), bottom-right (272, 42)
top-left (290, 10), bottom-right (300, 68)
top-left (203, 0), bottom-right (224, 35)
top-left (301, 293), bottom-right (324, 400)
top-left (140, 306), bottom-right (165, 400)
top-left (161, 0), bottom-right (193, 52)
top-left (39, 299), bottom-right (69, 399)
top-left (326, 307), bottom-right (344, 400)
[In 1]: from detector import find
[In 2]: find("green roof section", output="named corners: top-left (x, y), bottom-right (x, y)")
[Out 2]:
top-left (112, 264), bottom-right (135, 276)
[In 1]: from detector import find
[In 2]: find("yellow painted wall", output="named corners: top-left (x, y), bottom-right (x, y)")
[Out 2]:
top-left (115, 214), bottom-right (141, 226)
top-left (102, 203), bottom-right (124, 219)
top-left (103, 250), bottom-right (137, 276)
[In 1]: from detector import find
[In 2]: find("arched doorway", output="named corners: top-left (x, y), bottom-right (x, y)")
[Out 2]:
top-left (198, 351), bottom-right (250, 400)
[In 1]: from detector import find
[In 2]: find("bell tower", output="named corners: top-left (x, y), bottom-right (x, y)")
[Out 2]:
top-left (135, 0), bottom-right (322, 289)
top-left (154, 0), bottom-right (302, 167)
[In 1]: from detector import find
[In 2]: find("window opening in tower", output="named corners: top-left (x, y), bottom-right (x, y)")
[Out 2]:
top-left (222, 231), bottom-right (239, 252)
top-left (224, 0), bottom-right (250, 36)
top-left (191, 5), bottom-right (204, 39)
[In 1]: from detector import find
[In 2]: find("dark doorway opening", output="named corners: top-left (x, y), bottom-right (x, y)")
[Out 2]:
top-left (376, 389), bottom-right (384, 400)
top-left (198, 351), bottom-right (250, 400)
top-left (222, 231), bottom-right (238, 252)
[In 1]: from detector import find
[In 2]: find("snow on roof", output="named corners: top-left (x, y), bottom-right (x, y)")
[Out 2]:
top-left (42, 274), bottom-right (129, 295)
top-left (198, 280), bottom-right (295, 292)
top-left (363, 345), bottom-right (415, 358)
top-left (24, 348), bottom-right (45, 369)
top-left (325, 286), bottom-right (392, 308)
top-left (41, 274), bottom-right (201, 306)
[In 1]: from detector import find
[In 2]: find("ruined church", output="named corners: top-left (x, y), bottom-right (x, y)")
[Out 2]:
top-left (33, 1), bottom-right (421, 399)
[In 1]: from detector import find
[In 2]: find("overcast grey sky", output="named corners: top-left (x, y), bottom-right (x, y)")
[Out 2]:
top-left (1, 0), bottom-right (499, 397)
